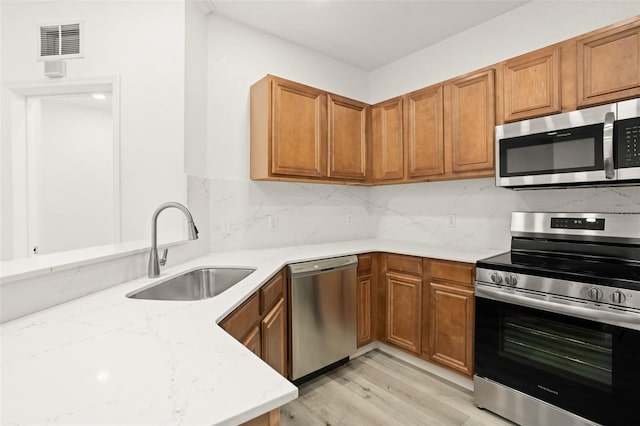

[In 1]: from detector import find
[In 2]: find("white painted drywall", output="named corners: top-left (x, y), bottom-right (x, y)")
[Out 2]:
top-left (1, 0), bottom-right (187, 255)
top-left (369, 1), bottom-right (640, 103)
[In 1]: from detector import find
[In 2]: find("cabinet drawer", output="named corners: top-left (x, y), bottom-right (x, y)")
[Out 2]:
top-left (357, 254), bottom-right (373, 274)
top-left (220, 293), bottom-right (260, 341)
top-left (387, 254), bottom-right (422, 276)
top-left (260, 272), bottom-right (284, 315)
top-left (431, 260), bottom-right (474, 287)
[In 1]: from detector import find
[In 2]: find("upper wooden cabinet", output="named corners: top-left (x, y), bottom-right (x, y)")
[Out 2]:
top-left (501, 46), bottom-right (561, 121)
top-left (446, 68), bottom-right (496, 174)
top-left (405, 85), bottom-right (445, 179)
top-left (577, 19), bottom-right (640, 107)
top-left (251, 75), bottom-right (367, 183)
top-left (328, 95), bottom-right (368, 180)
top-left (372, 98), bottom-right (404, 181)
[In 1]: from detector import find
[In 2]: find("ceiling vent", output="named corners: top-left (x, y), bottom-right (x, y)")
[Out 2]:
top-left (38, 22), bottom-right (83, 60)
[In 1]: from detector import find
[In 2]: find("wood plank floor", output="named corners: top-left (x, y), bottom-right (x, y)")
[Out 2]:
top-left (281, 350), bottom-right (514, 426)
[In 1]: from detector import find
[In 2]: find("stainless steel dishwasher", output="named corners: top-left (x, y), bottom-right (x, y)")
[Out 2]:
top-left (288, 255), bottom-right (357, 382)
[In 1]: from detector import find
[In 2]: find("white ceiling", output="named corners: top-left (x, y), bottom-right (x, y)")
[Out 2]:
top-left (212, 1), bottom-right (529, 71)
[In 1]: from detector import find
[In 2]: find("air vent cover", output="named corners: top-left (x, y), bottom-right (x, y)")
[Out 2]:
top-left (38, 22), bottom-right (83, 60)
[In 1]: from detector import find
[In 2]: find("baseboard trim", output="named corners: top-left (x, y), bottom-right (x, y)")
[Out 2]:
top-left (351, 341), bottom-right (473, 392)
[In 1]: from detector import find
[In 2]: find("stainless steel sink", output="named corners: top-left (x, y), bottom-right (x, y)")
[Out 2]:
top-left (126, 267), bottom-right (255, 301)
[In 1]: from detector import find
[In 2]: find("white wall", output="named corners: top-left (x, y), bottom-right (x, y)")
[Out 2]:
top-left (37, 98), bottom-right (113, 254)
top-left (369, 1), bottom-right (640, 103)
top-left (205, 15), bottom-right (373, 251)
top-left (1, 0), bottom-right (187, 255)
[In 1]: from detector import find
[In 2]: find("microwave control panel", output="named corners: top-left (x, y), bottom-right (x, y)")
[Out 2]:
top-left (617, 117), bottom-right (640, 168)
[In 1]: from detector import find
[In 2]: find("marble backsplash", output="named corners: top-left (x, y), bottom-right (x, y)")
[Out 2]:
top-left (207, 179), bottom-right (374, 252)
top-left (206, 176), bottom-right (640, 253)
top-left (370, 178), bottom-right (640, 251)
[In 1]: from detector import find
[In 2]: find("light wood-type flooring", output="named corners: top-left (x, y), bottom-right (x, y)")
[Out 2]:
top-left (281, 350), bottom-right (513, 426)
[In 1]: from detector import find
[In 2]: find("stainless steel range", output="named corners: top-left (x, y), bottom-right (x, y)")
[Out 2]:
top-left (474, 212), bottom-right (640, 426)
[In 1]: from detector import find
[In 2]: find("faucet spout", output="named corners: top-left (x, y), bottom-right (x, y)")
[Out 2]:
top-left (148, 202), bottom-right (199, 278)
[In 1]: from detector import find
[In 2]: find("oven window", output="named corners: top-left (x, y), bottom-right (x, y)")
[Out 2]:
top-left (501, 313), bottom-right (613, 391)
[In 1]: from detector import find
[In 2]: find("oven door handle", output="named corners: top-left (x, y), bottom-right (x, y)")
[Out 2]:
top-left (476, 284), bottom-right (640, 331)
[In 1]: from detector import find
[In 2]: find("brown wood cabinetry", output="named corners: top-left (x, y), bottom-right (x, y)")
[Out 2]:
top-left (328, 95), bottom-right (368, 180)
top-left (251, 75), bottom-right (367, 183)
top-left (446, 69), bottom-right (496, 175)
top-left (427, 260), bottom-right (475, 377)
top-left (372, 98), bottom-right (404, 181)
top-left (384, 255), bottom-right (422, 354)
top-left (220, 270), bottom-right (288, 377)
top-left (242, 409), bottom-right (280, 426)
top-left (577, 18), bottom-right (640, 107)
top-left (501, 46), bottom-right (561, 121)
top-left (405, 85), bottom-right (445, 179)
top-left (356, 254), bottom-right (375, 347)
top-left (261, 298), bottom-right (287, 376)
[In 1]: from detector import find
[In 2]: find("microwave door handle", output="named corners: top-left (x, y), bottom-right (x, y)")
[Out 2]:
top-left (603, 111), bottom-right (615, 179)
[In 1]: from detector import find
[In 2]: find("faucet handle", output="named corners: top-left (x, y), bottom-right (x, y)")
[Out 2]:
top-left (159, 249), bottom-right (168, 267)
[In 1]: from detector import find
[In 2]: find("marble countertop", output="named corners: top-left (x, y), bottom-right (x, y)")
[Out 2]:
top-left (0, 239), bottom-right (503, 426)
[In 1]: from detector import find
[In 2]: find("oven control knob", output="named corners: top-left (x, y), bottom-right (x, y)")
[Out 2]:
top-left (490, 272), bottom-right (503, 284)
top-left (588, 287), bottom-right (603, 301)
top-left (504, 274), bottom-right (518, 286)
top-left (610, 291), bottom-right (626, 304)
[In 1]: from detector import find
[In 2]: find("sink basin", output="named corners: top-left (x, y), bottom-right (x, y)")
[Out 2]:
top-left (126, 267), bottom-right (255, 301)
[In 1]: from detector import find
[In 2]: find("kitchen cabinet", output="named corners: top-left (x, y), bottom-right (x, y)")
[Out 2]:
top-left (261, 298), bottom-right (287, 376)
top-left (328, 95), bottom-right (368, 180)
top-left (220, 269), bottom-right (288, 377)
top-left (384, 254), bottom-right (422, 354)
top-left (577, 18), bottom-right (640, 107)
top-left (372, 98), bottom-right (404, 182)
top-left (427, 260), bottom-right (475, 377)
top-left (445, 68), bottom-right (496, 175)
top-left (405, 85), bottom-right (445, 179)
top-left (242, 409), bottom-right (281, 426)
top-left (250, 74), bottom-right (368, 183)
top-left (356, 253), bottom-right (375, 347)
top-left (501, 46), bottom-right (561, 122)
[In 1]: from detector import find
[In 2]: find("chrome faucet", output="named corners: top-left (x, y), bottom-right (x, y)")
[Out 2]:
top-left (148, 202), bottom-right (199, 278)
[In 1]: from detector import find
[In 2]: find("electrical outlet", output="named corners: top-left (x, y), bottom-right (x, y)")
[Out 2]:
top-left (268, 215), bottom-right (278, 231)
top-left (448, 214), bottom-right (456, 228)
top-left (221, 217), bottom-right (232, 233)
top-left (346, 213), bottom-right (353, 225)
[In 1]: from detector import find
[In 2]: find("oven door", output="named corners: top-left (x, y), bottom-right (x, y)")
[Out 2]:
top-left (475, 295), bottom-right (640, 426)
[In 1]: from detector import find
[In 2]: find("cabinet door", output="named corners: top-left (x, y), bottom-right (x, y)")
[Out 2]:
top-left (428, 281), bottom-right (474, 376)
top-left (405, 86), bottom-right (444, 178)
top-left (502, 46), bottom-right (561, 122)
top-left (271, 78), bottom-right (327, 178)
top-left (357, 274), bottom-right (373, 347)
top-left (242, 325), bottom-right (262, 358)
top-left (386, 272), bottom-right (421, 354)
top-left (328, 95), bottom-right (368, 180)
top-left (372, 98), bottom-right (404, 181)
top-left (447, 69), bottom-right (495, 174)
top-left (577, 20), bottom-right (640, 107)
top-left (220, 293), bottom-right (261, 342)
top-left (261, 298), bottom-right (287, 376)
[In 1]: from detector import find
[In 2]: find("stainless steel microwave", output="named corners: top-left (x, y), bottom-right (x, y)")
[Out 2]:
top-left (495, 98), bottom-right (640, 189)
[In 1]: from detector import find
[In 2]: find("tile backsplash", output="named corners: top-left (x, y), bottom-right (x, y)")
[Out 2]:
top-left (207, 176), bottom-right (640, 253)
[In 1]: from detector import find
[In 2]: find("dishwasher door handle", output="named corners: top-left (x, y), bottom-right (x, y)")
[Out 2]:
top-left (288, 255), bottom-right (358, 278)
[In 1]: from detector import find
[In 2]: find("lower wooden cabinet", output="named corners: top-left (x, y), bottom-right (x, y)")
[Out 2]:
top-left (385, 272), bottom-right (421, 354)
top-left (427, 281), bottom-right (474, 376)
top-left (220, 270), bottom-right (288, 378)
top-left (356, 253), bottom-right (375, 347)
top-left (261, 298), bottom-right (287, 376)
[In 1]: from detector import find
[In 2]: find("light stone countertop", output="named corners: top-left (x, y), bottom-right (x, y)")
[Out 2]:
top-left (0, 239), bottom-right (503, 426)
